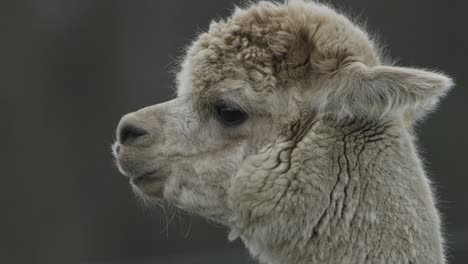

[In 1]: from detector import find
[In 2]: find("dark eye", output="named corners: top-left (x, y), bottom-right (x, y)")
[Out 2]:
top-left (214, 103), bottom-right (248, 127)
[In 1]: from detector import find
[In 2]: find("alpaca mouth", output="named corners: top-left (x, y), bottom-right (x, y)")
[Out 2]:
top-left (131, 170), bottom-right (159, 185)
top-left (130, 170), bottom-right (168, 189)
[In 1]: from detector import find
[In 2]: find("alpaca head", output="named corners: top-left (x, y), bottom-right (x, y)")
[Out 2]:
top-left (113, 1), bottom-right (452, 226)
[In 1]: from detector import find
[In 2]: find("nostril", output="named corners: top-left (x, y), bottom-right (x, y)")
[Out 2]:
top-left (119, 124), bottom-right (148, 145)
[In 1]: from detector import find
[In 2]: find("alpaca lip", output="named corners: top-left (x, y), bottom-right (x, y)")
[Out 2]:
top-left (131, 170), bottom-right (159, 185)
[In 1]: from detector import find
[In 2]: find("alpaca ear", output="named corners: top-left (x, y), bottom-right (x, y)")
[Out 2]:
top-left (319, 62), bottom-right (454, 122)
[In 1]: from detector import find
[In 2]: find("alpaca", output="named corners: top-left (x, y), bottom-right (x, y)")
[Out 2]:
top-left (113, 1), bottom-right (453, 263)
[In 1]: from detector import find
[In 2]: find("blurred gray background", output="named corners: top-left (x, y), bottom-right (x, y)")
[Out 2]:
top-left (1, 0), bottom-right (467, 263)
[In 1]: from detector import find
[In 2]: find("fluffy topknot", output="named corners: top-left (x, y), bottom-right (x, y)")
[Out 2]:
top-left (178, 0), bottom-right (451, 123)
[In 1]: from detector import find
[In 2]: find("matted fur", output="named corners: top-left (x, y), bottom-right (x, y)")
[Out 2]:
top-left (113, 1), bottom-right (453, 263)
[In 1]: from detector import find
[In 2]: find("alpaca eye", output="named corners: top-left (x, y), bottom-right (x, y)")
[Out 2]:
top-left (214, 104), bottom-right (248, 127)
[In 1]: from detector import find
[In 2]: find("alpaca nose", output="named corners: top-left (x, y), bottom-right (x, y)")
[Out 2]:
top-left (118, 124), bottom-right (148, 145)
top-left (117, 113), bottom-right (151, 146)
